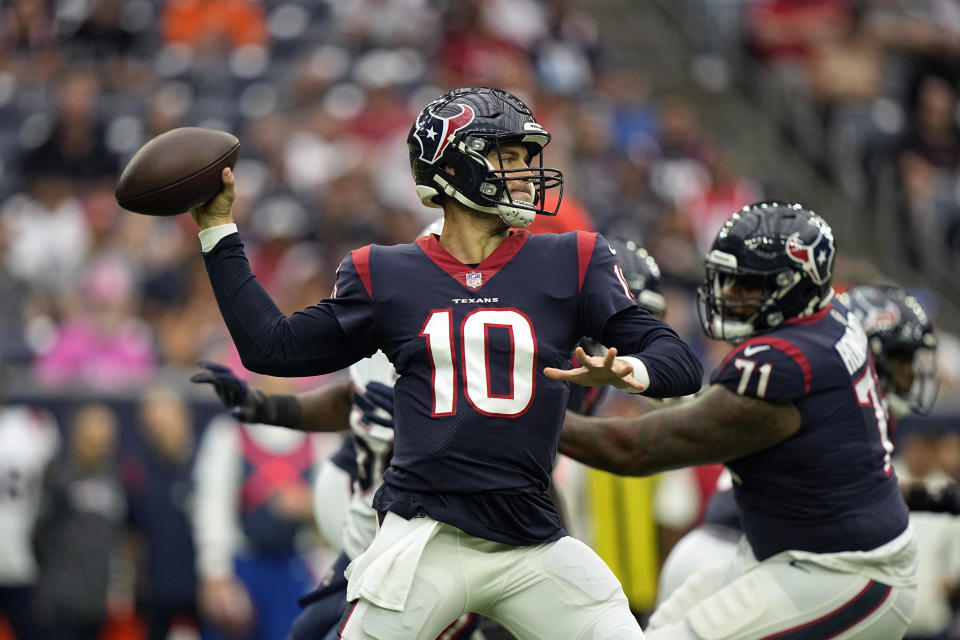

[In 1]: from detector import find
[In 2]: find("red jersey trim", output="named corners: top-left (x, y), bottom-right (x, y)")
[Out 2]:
top-left (576, 231), bottom-right (597, 293)
top-left (352, 246), bottom-right (373, 297)
top-left (416, 230), bottom-right (529, 292)
top-left (785, 306), bottom-right (830, 325)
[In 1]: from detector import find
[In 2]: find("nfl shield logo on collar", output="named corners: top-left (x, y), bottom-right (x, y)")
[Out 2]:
top-left (465, 271), bottom-right (482, 289)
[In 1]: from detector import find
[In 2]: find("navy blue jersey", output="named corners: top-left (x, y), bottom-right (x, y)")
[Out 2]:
top-left (709, 299), bottom-right (909, 560)
top-left (202, 230), bottom-right (702, 545)
top-left (701, 488), bottom-right (742, 533)
top-left (329, 433), bottom-right (359, 478)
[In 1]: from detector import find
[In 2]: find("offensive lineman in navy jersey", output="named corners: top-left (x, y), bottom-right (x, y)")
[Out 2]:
top-left (189, 87), bottom-right (702, 639)
top-left (559, 202), bottom-right (919, 639)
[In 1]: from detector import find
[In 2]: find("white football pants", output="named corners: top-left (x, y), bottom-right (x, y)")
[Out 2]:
top-left (656, 525), bottom-right (740, 607)
top-left (339, 512), bottom-right (644, 640)
top-left (646, 536), bottom-right (917, 640)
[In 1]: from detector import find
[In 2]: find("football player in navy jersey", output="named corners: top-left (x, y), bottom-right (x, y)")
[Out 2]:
top-left (189, 86), bottom-right (702, 639)
top-left (656, 283), bottom-right (943, 616)
top-left (840, 285), bottom-right (939, 422)
top-left (194, 231), bottom-right (669, 640)
top-left (559, 202), bottom-right (919, 639)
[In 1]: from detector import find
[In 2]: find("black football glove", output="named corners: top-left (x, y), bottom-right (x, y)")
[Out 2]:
top-left (352, 381), bottom-right (395, 429)
top-left (191, 361), bottom-right (269, 423)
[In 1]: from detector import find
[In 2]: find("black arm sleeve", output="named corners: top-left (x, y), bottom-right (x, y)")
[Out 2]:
top-left (202, 233), bottom-right (363, 376)
top-left (601, 307), bottom-right (704, 398)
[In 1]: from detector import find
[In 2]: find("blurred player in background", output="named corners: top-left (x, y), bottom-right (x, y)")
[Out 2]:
top-left (0, 399), bottom-right (59, 640)
top-left (841, 285), bottom-right (959, 640)
top-left (559, 202), bottom-right (918, 639)
top-left (189, 85), bottom-right (702, 638)
top-left (190, 375), bottom-right (340, 640)
top-left (841, 285), bottom-right (939, 422)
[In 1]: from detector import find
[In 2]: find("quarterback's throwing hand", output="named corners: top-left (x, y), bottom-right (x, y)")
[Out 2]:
top-left (544, 346), bottom-right (646, 392)
top-left (190, 167), bottom-right (236, 229)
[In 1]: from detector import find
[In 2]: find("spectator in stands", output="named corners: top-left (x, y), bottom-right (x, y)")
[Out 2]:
top-left (122, 386), bottom-right (200, 640)
top-left (894, 426), bottom-right (960, 640)
top-left (437, 0), bottom-right (535, 88)
top-left (0, 0), bottom-right (55, 54)
top-left (34, 254), bottom-right (156, 391)
top-left (937, 431), bottom-right (960, 484)
top-left (66, 0), bottom-right (137, 62)
top-left (1, 172), bottom-right (91, 297)
top-left (0, 223), bottom-right (33, 364)
top-left (898, 74), bottom-right (960, 267)
top-left (807, 5), bottom-right (883, 185)
top-left (683, 143), bottom-right (761, 254)
top-left (649, 94), bottom-right (709, 209)
top-left (34, 403), bottom-right (131, 640)
top-left (162, 0), bottom-right (267, 51)
top-left (21, 68), bottom-right (119, 188)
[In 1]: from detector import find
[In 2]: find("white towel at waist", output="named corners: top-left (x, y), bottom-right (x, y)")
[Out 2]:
top-left (345, 512), bottom-right (440, 612)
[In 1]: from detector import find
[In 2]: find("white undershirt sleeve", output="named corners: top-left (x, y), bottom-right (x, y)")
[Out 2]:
top-left (198, 223), bottom-right (239, 253)
top-left (617, 356), bottom-right (650, 394)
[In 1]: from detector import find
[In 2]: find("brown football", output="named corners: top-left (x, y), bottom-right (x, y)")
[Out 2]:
top-left (115, 127), bottom-right (240, 216)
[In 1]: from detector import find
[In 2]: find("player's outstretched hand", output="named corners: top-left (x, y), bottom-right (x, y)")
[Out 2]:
top-left (353, 381), bottom-right (395, 429)
top-left (191, 361), bottom-right (266, 422)
top-left (190, 167), bottom-right (235, 230)
top-left (544, 346), bottom-right (646, 392)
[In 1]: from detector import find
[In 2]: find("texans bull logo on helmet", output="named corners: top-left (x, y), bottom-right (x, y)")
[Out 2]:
top-left (412, 103), bottom-right (476, 165)
top-left (858, 299), bottom-right (902, 336)
top-left (786, 227), bottom-right (835, 286)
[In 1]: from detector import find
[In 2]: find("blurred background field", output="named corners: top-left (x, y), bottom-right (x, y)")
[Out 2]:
top-left (1, 0), bottom-right (959, 639)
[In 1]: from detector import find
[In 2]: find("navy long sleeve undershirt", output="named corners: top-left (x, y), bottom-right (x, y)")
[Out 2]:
top-left (600, 307), bottom-right (703, 398)
top-left (202, 232), bottom-right (363, 376)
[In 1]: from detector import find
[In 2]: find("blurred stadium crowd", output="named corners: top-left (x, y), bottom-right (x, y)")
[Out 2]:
top-left (677, 0), bottom-right (960, 297)
top-left (0, 0), bottom-right (959, 639)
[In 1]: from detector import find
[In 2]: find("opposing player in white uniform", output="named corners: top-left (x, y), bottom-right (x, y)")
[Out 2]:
top-left (190, 393), bottom-right (341, 640)
top-left (0, 404), bottom-right (59, 640)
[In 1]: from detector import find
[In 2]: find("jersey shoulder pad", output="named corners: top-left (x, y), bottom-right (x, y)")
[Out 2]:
top-left (710, 336), bottom-right (811, 402)
top-left (334, 244), bottom-right (375, 299)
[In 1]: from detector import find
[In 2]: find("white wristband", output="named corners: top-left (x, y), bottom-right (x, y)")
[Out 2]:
top-left (617, 356), bottom-right (650, 394)
top-left (199, 223), bottom-right (239, 253)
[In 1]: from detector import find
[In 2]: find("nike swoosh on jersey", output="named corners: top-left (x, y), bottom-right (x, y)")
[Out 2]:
top-left (743, 344), bottom-right (771, 357)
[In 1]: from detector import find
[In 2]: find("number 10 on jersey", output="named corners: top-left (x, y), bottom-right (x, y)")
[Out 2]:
top-left (421, 309), bottom-right (537, 417)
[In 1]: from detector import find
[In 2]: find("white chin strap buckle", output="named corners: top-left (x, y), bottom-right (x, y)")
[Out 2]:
top-left (498, 206), bottom-right (535, 228)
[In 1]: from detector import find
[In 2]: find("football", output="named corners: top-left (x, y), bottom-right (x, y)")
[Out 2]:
top-left (115, 127), bottom-right (240, 216)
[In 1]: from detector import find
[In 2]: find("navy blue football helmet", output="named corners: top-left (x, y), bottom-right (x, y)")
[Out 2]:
top-left (840, 285), bottom-right (939, 416)
top-left (407, 87), bottom-right (563, 228)
top-left (607, 237), bottom-right (666, 318)
top-left (698, 201), bottom-right (837, 343)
